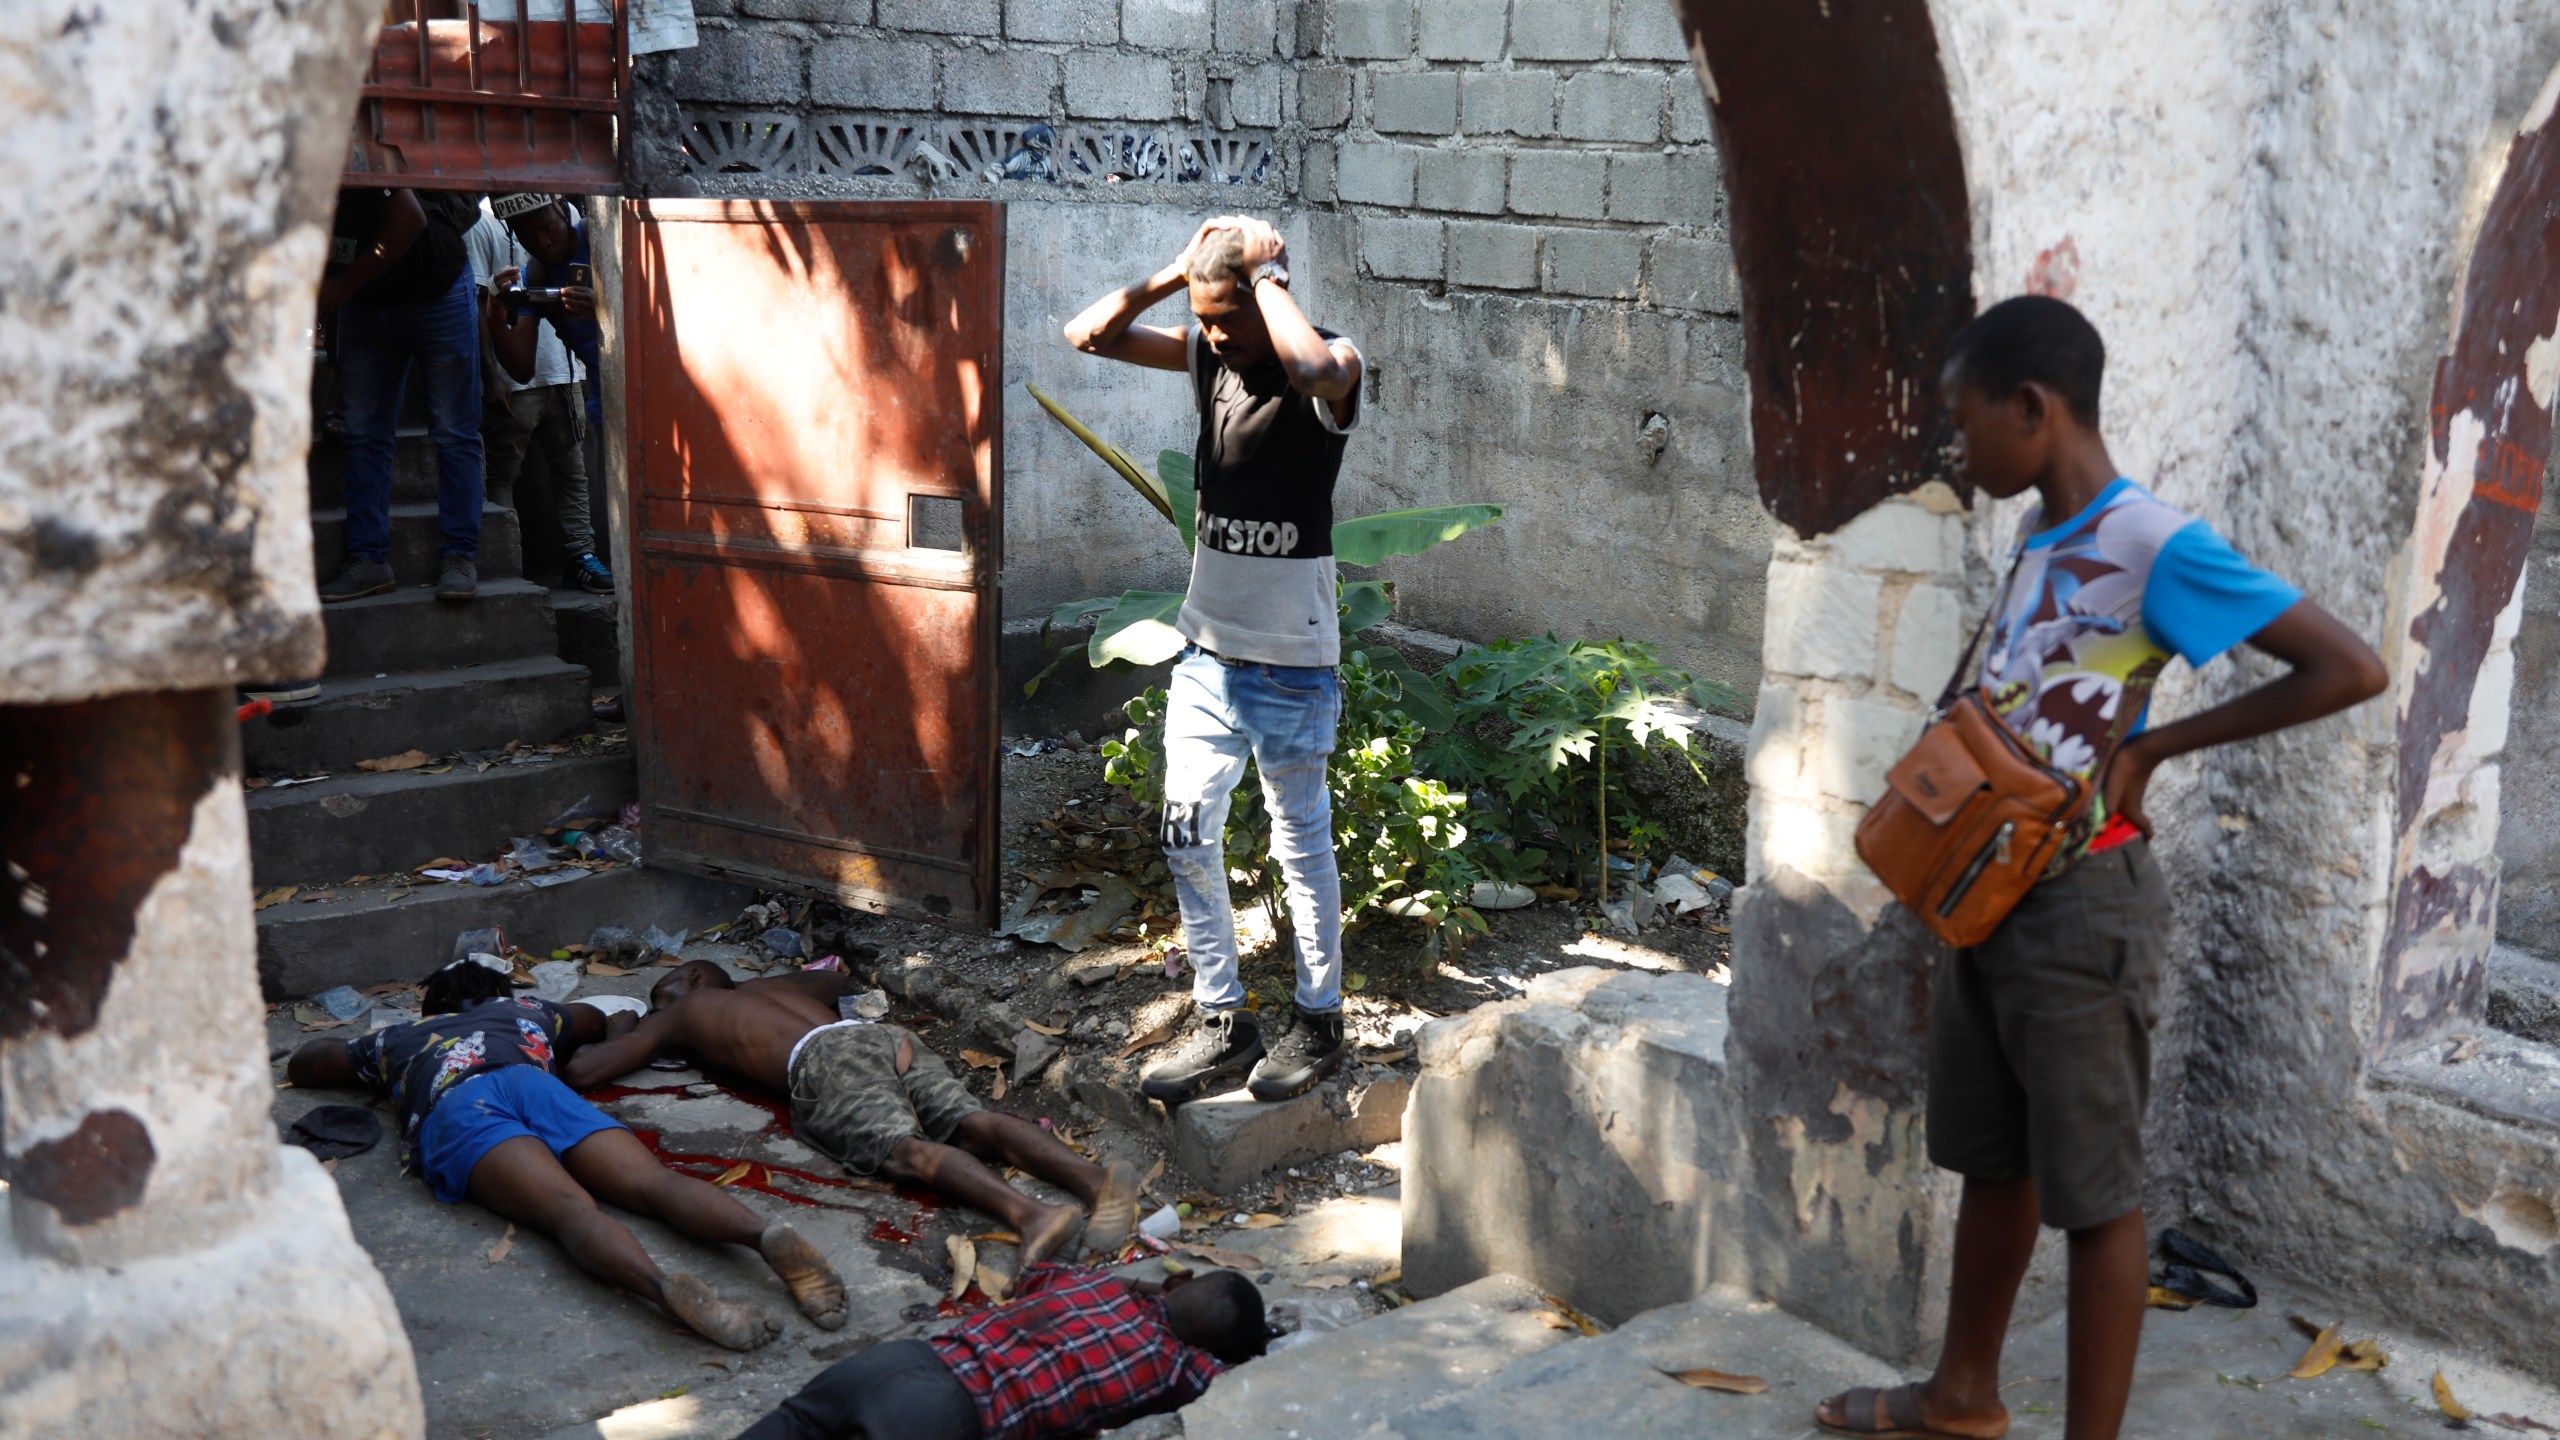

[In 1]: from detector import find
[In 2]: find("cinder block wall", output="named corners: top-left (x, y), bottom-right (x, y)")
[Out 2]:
top-left (635, 0), bottom-right (1770, 698)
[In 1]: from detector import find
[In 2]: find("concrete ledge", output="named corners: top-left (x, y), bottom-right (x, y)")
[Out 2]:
top-left (242, 656), bottom-right (593, 776)
top-left (2490, 942), bottom-right (2560, 1045)
top-left (320, 579), bottom-right (563, 678)
top-left (1001, 617), bottom-right (1155, 742)
top-left (0, 1153), bottom-right (421, 1439)
top-left (246, 751), bottom-right (635, 887)
top-left (311, 502), bottom-right (523, 587)
top-left (1174, 1272), bottom-right (1579, 1440)
top-left (256, 864), bottom-right (754, 999)
top-left (1401, 966), bottom-right (1744, 1325)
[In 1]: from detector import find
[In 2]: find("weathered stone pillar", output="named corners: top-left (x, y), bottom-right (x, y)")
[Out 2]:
top-left (0, 3), bottom-right (422, 1435)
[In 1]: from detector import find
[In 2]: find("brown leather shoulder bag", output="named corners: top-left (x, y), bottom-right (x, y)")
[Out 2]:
top-left (1852, 571), bottom-right (2088, 948)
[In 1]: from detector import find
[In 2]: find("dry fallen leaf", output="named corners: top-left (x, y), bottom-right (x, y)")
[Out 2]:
top-left (713, 1162), bottom-right (753, 1187)
top-left (486, 1224), bottom-right (516, 1265)
top-left (1375, 1266), bottom-right (1402, 1286)
top-left (1118, 1023), bottom-right (1177, 1060)
top-left (254, 886), bottom-right (300, 911)
top-left (1360, 1047), bottom-right (1413, 1065)
top-left (1663, 1367), bottom-right (1770, 1395)
top-left (587, 962), bottom-right (632, 978)
top-left (973, 1230), bottom-right (1021, 1245)
top-left (2287, 1321), bottom-right (2344, 1380)
top-left (2337, 1338), bottom-right (2388, 1372)
top-left (948, 1236), bottom-right (977, 1303)
top-left (1540, 1297), bottom-right (1601, 1336)
top-left (1140, 1156), bottom-right (1166, 1194)
top-left (2435, 1370), bottom-right (2473, 1421)
top-left (1537, 1310), bottom-right (1577, 1330)
top-left (1533, 884), bottom-right (1579, 903)
top-left (1233, 1213), bottom-right (1286, 1230)
top-left (977, 1263), bottom-right (1012, 1302)
top-left (991, 1068), bottom-right (1008, 1101)
top-left (357, 749), bottom-right (434, 773)
top-left (1177, 1241), bottom-right (1263, 1270)
top-left (2147, 1286), bottom-right (2200, 1311)
top-left (2448, 1034), bottom-right (2484, 1065)
top-left (960, 1049), bottom-right (1005, 1070)
top-left (1023, 1020), bottom-right (1069, 1037)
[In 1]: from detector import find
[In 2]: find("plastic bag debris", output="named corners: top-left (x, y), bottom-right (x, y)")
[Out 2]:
top-left (762, 927), bottom-right (806, 959)
top-left (587, 926), bottom-right (643, 963)
top-left (526, 869), bottom-right (587, 888)
top-left (1267, 1294), bottom-right (1371, 1352)
top-left (641, 925), bottom-right (689, 960)
top-left (843, 989), bottom-right (892, 1022)
top-left (452, 927), bottom-right (506, 963)
top-left (1139, 1204), bottom-right (1183, 1241)
top-left (314, 985), bottom-right (371, 1023)
top-left (548, 795), bottom-right (610, 830)
top-left (508, 836), bottom-right (563, 873)
top-left (466, 864), bottom-right (507, 886)
top-left (1652, 873), bottom-right (1713, 915)
top-left (584, 826), bottom-right (642, 865)
top-left (1468, 880), bottom-right (1536, 910)
top-left (529, 960), bottom-right (581, 1002)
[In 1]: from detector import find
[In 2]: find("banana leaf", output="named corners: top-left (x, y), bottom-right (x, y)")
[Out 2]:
top-left (1157, 450), bottom-right (1198, 553)
top-left (1339, 579), bottom-right (1394, 635)
top-left (1026, 382), bottom-right (1174, 524)
top-left (1333, 505), bottom-right (1507, 567)
top-left (1359, 645), bottom-right (1458, 731)
top-left (1090, 591), bottom-right (1190, 667)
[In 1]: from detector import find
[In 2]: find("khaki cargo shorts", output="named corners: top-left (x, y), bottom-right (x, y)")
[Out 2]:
top-left (787, 1023), bottom-right (982, 1176)
top-left (1925, 840), bottom-right (2170, 1232)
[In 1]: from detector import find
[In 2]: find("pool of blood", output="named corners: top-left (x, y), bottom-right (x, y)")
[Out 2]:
top-left (585, 1081), bottom-right (948, 1221)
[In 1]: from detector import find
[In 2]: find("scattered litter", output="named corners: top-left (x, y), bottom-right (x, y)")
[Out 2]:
top-left (959, 1049), bottom-right (1005, 1070)
top-left (948, 1236), bottom-right (977, 1302)
top-left (587, 926), bottom-right (643, 964)
top-left (976, 1263), bottom-right (1013, 1302)
top-left (453, 927), bottom-right (506, 962)
top-left (1468, 880), bottom-right (1535, 910)
top-left (2286, 1320), bottom-right (2344, 1379)
top-left (313, 985), bottom-right (371, 1023)
top-left (1003, 737), bottom-right (1067, 757)
top-left (583, 826), bottom-right (643, 865)
top-left (525, 869), bottom-right (587, 889)
top-left (762, 927), bottom-right (806, 959)
top-left (529, 961), bottom-right (582, 1003)
top-left (357, 749), bottom-right (434, 773)
top-left (1652, 873), bottom-right (1714, 915)
top-left (713, 1161), bottom-right (753, 1187)
top-left (254, 886), bottom-right (300, 911)
top-left (575, 995), bottom-right (646, 1019)
top-left (420, 868), bottom-right (475, 883)
top-left (268, 775), bottom-right (329, 788)
top-left (550, 795), bottom-right (610, 830)
top-left (1117, 1021), bottom-right (1176, 1060)
top-left (999, 875), bottom-right (1142, 953)
top-left (844, 989), bottom-right (892, 1021)
top-left (1231, 1213), bottom-right (1286, 1231)
top-left (1599, 884), bottom-right (1662, 935)
top-left (508, 836), bottom-right (564, 873)
top-left (1139, 1205), bottom-right (1182, 1241)
top-left (466, 864), bottom-right (507, 887)
top-left (1662, 1367), bottom-right (1767, 1395)
top-left (1163, 946), bottom-right (1186, 980)
top-left (641, 925), bottom-right (689, 960)
top-left (2152, 1228), bottom-right (2256, 1309)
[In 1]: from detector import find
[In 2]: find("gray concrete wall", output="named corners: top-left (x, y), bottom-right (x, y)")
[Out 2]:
top-left (2497, 464), bottom-right (2560, 957)
top-left (630, 0), bottom-right (1767, 694)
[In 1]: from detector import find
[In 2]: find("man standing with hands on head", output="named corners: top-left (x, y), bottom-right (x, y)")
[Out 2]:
top-left (1063, 216), bottom-right (1364, 1105)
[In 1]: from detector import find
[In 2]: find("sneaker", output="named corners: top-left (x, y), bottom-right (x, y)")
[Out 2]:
top-left (1138, 1009), bottom-right (1263, 1104)
top-left (1247, 1006), bottom-right (1347, 1102)
top-left (318, 558), bottom-right (394, 603)
top-left (435, 555), bottom-right (478, 601)
top-left (242, 679), bottom-right (322, 704)
top-left (570, 551), bottom-right (615, 594)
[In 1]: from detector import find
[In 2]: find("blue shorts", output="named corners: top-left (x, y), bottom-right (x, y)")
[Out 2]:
top-left (418, 1066), bottom-right (625, 1204)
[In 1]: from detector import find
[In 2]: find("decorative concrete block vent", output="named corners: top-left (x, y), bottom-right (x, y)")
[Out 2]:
top-left (1402, 967), bottom-right (1750, 1326)
top-left (678, 110), bottom-right (1278, 186)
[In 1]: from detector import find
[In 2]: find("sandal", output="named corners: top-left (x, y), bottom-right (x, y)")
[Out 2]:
top-left (1815, 1384), bottom-right (2007, 1439)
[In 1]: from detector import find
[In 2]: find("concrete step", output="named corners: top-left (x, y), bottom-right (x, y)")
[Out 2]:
top-left (310, 502), bottom-right (522, 585)
top-left (242, 656), bottom-right (596, 776)
top-left (247, 749), bottom-right (635, 887)
top-left (257, 864), bottom-right (752, 999)
top-left (554, 591), bottom-right (623, 691)
top-left (321, 577), bottom-right (561, 678)
top-left (2490, 942), bottom-right (2560, 1044)
top-left (1344, 1287), bottom-right (1895, 1440)
top-left (307, 430), bottom-right (447, 510)
top-left (1170, 1273), bottom-right (1581, 1440)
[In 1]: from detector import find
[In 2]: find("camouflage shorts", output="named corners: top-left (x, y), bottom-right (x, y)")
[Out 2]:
top-left (787, 1023), bottom-right (982, 1176)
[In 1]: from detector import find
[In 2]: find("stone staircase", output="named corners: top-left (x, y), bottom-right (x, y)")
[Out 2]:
top-left (2491, 941), bottom-right (2560, 1044)
top-left (248, 389), bottom-right (739, 999)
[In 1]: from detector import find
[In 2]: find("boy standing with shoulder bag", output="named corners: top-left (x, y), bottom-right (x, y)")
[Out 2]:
top-left (1818, 297), bottom-right (2388, 1440)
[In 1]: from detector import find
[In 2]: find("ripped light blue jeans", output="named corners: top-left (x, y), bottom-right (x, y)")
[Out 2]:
top-left (1161, 646), bottom-right (1344, 1015)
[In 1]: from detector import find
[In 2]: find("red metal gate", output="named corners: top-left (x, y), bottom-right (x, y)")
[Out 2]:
top-left (623, 200), bottom-right (1004, 927)
top-left (345, 4), bottom-right (630, 194)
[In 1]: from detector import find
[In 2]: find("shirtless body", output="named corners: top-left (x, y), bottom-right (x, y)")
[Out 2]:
top-left (563, 962), bottom-right (1136, 1266)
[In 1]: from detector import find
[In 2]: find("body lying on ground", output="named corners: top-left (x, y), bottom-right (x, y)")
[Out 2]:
top-left (559, 959), bottom-right (1138, 1266)
top-left (737, 1262), bottom-right (1266, 1440)
top-left (285, 956), bottom-right (847, 1351)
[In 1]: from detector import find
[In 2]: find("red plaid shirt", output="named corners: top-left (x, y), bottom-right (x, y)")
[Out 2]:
top-left (928, 1264), bottom-right (1224, 1440)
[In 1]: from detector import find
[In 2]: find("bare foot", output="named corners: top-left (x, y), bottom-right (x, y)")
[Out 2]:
top-left (759, 1223), bottom-right (848, 1331)
top-left (1812, 1383), bottom-right (2007, 1439)
top-left (661, 1272), bottom-right (783, 1352)
top-left (1080, 1160), bottom-right (1139, 1260)
top-left (1018, 1201), bottom-right (1087, 1267)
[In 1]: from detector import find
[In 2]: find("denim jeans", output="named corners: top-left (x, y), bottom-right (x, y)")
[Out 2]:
top-left (481, 381), bottom-right (592, 561)
top-left (336, 269), bottom-right (483, 562)
top-left (1161, 646), bottom-right (1344, 1015)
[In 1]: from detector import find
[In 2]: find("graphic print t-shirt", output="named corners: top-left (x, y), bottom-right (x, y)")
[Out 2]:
top-left (1978, 478), bottom-right (2300, 862)
top-left (1175, 324), bottom-right (1364, 667)
top-left (346, 996), bottom-right (574, 1169)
